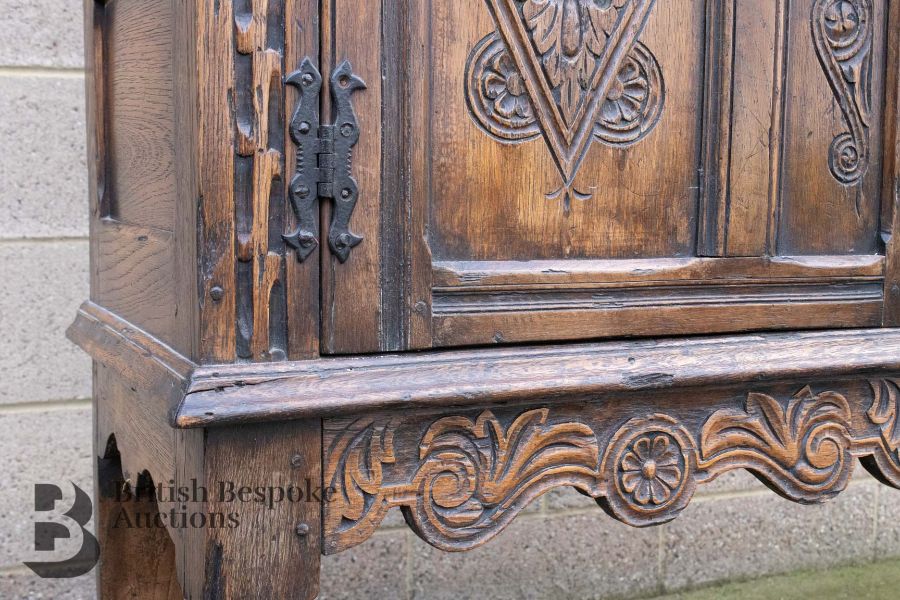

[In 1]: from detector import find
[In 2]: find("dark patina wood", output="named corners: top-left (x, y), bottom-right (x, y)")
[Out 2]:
top-left (321, 378), bottom-right (900, 553)
top-left (72, 0), bottom-right (900, 597)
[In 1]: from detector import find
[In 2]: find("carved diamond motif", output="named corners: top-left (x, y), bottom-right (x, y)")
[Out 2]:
top-left (468, 0), bottom-right (662, 208)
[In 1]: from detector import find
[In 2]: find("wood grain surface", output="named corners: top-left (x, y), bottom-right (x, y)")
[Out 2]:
top-left (322, 378), bottom-right (900, 553)
top-left (76, 1), bottom-right (900, 597)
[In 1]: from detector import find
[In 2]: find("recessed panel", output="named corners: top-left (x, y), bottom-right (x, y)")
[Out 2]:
top-left (104, 0), bottom-right (176, 231)
top-left (426, 0), bottom-right (706, 261)
top-left (778, 0), bottom-right (888, 255)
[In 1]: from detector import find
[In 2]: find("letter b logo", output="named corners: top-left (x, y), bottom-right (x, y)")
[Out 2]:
top-left (24, 483), bottom-right (100, 578)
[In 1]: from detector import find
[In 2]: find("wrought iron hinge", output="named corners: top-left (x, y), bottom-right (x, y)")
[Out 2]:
top-left (284, 58), bottom-right (366, 263)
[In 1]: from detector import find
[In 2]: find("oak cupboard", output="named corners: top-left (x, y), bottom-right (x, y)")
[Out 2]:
top-left (69, 0), bottom-right (900, 597)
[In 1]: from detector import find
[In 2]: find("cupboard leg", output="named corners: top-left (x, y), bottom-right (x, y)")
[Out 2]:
top-left (95, 451), bottom-right (182, 600)
top-left (175, 421), bottom-right (322, 599)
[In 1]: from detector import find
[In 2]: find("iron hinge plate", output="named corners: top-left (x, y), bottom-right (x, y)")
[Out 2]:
top-left (284, 58), bottom-right (365, 264)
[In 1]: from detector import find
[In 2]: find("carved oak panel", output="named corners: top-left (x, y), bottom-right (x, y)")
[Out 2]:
top-left (465, 0), bottom-right (665, 207)
top-left (325, 0), bottom-right (896, 353)
top-left (76, 0), bottom-right (900, 596)
top-left (778, 0), bottom-right (887, 255)
top-left (323, 379), bottom-right (900, 553)
top-left (423, 0), bottom-right (706, 260)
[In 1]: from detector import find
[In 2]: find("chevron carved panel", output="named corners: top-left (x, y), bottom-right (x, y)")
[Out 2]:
top-left (466, 0), bottom-right (664, 207)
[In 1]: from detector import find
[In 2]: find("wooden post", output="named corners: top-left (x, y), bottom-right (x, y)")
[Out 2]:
top-left (175, 421), bottom-right (323, 599)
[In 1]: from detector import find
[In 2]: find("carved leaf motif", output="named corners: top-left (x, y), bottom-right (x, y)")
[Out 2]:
top-left (859, 379), bottom-right (900, 488)
top-left (423, 409), bottom-right (597, 502)
top-left (521, 0), bottom-right (622, 124)
top-left (868, 379), bottom-right (900, 454)
top-left (325, 418), bottom-right (396, 541)
top-left (811, 0), bottom-right (873, 184)
top-left (404, 408), bottom-right (600, 550)
top-left (322, 381), bottom-right (900, 554)
top-left (700, 387), bottom-right (853, 499)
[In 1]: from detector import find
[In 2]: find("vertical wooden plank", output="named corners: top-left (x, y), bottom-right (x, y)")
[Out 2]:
top-left (234, 0), bottom-right (288, 361)
top-left (192, 0), bottom-right (321, 362)
top-left (174, 0), bottom-right (200, 360)
top-left (323, 0), bottom-right (384, 353)
top-left (698, 0), bottom-right (735, 256)
top-left (197, 0), bottom-right (237, 362)
top-left (173, 428), bottom-right (206, 600)
top-left (406, 0), bottom-right (435, 349)
top-left (84, 0), bottom-right (106, 300)
top-left (96, 454), bottom-right (182, 599)
top-left (723, 0), bottom-right (781, 256)
top-left (86, 0), bottom-right (192, 354)
top-left (777, 0), bottom-right (885, 256)
top-left (93, 361), bottom-right (184, 598)
top-left (103, 0), bottom-right (177, 232)
top-left (380, 0), bottom-right (408, 351)
top-left (882, 0), bottom-right (900, 324)
top-left (284, 0), bottom-right (321, 360)
top-left (766, 0), bottom-right (789, 255)
top-left (211, 421), bottom-right (322, 599)
top-left (177, 422), bottom-right (322, 599)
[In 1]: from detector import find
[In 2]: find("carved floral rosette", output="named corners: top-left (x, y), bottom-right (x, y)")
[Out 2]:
top-left (599, 414), bottom-right (697, 527)
top-left (466, 35), bottom-right (664, 148)
top-left (324, 379), bottom-right (900, 554)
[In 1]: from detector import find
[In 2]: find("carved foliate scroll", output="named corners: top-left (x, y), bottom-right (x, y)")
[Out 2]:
top-left (323, 418), bottom-right (398, 550)
top-left (868, 379), bottom-right (900, 454)
top-left (699, 387), bottom-right (853, 502)
top-left (324, 380), bottom-right (900, 554)
top-left (812, 0), bottom-right (874, 185)
top-left (861, 379), bottom-right (900, 486)
top-left (324, 409), bottom-right (601, 553)
top-left (466, 0), bottom-right (664, 208)
top-left (404, 409), bottom-right (600, 550)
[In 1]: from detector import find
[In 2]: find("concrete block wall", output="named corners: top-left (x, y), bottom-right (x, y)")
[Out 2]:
top-left (1, 2), bottom-right (95, 598)
top-left (1, 2), bottom-right (898, 598)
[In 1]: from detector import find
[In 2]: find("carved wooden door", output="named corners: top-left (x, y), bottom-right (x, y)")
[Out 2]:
top-left (312, 0), bottom-right (900, 354)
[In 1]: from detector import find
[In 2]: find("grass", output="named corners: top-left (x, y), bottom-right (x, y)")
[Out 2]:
top-left (650, 558), bottom-right (900, 600)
